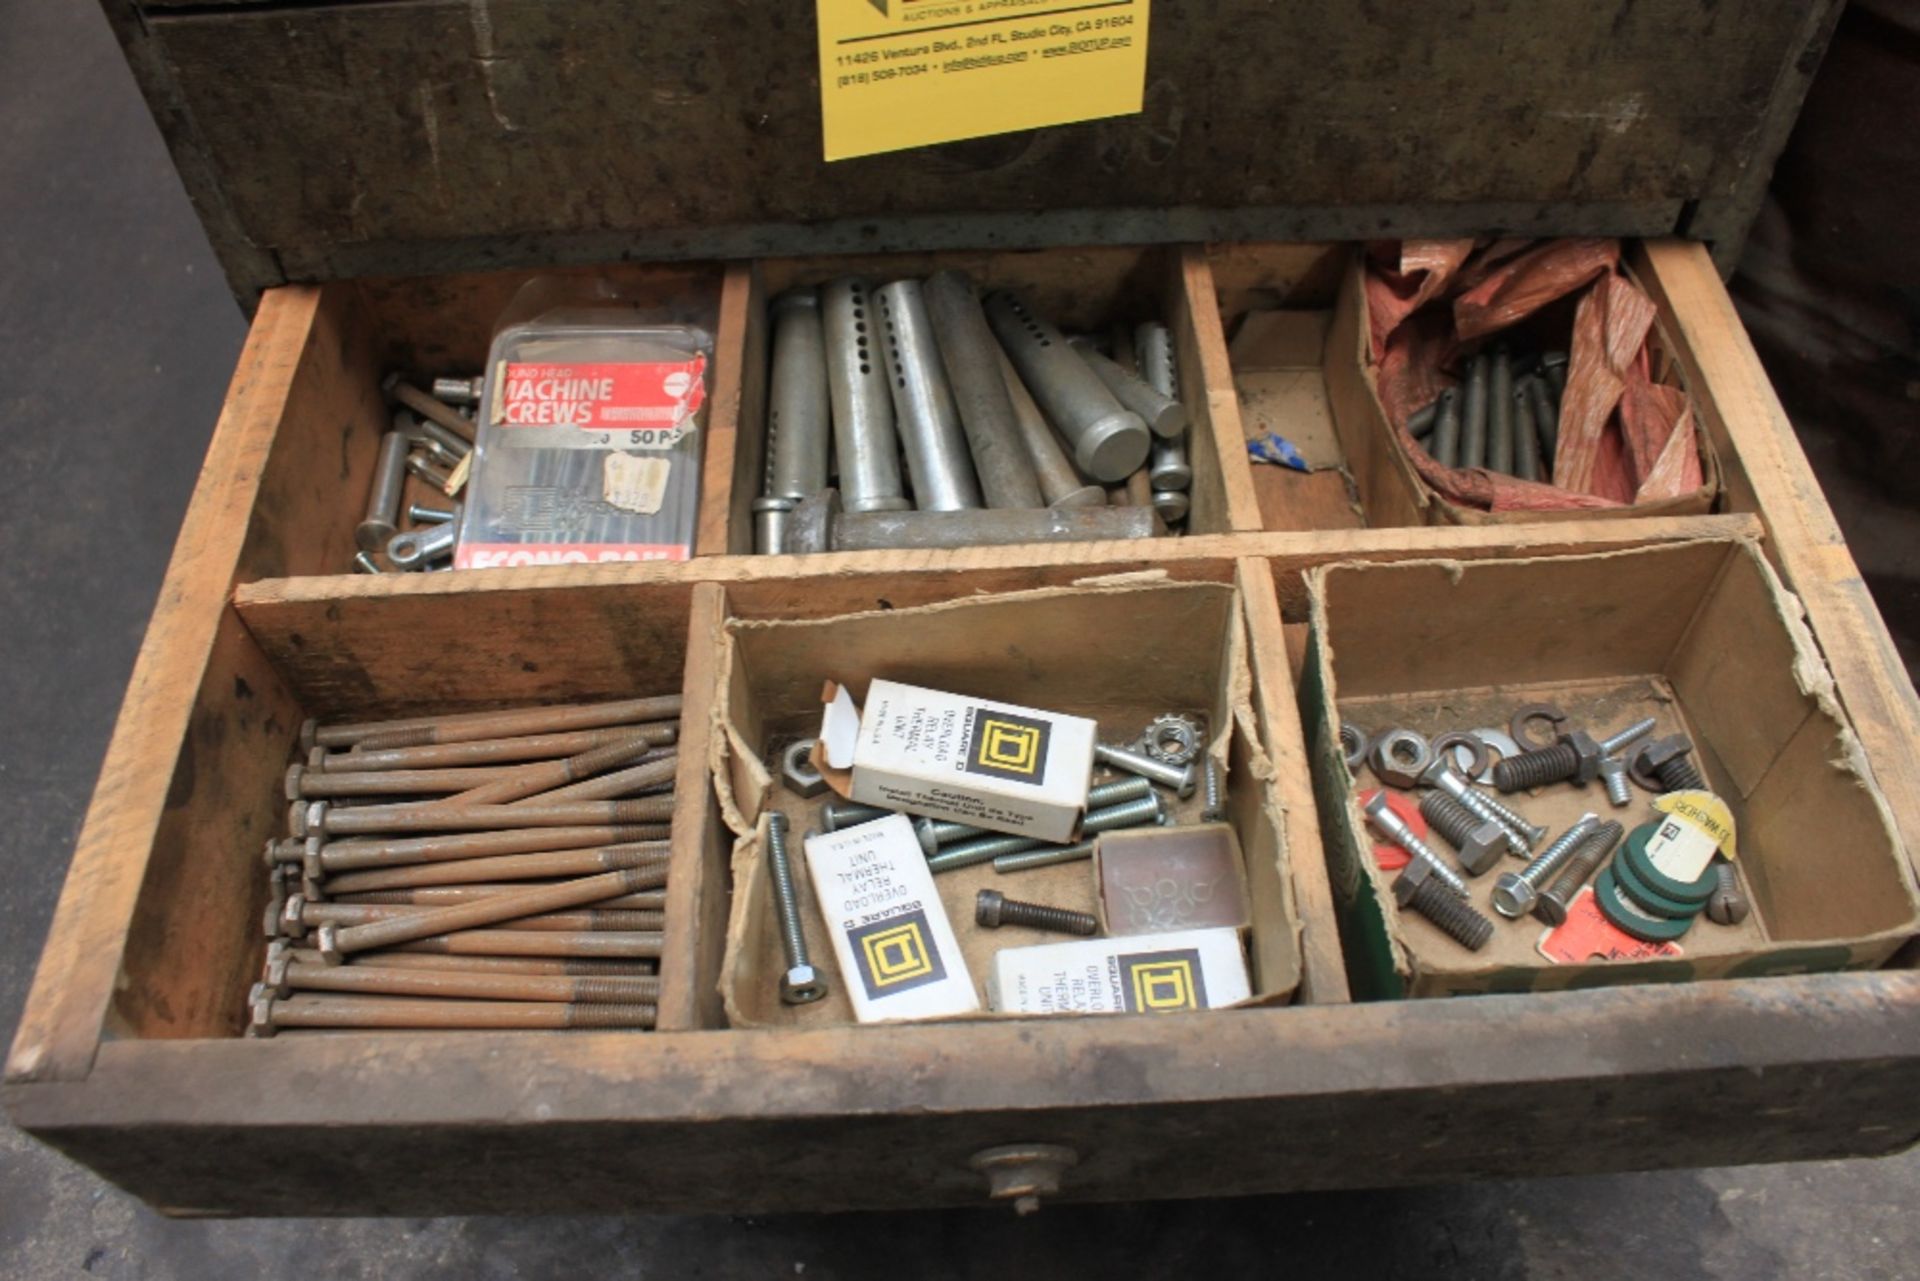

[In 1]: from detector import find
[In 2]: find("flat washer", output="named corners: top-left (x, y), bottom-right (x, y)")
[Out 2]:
top-left (1594, 869), bottom-right (1696, 943)
top-left (1468, 727), bottom-right (1521, 786)
top-left (1610, 847), bottom-right (1708, 919)
top-left (1620, 823), bottom-right (1718, 903)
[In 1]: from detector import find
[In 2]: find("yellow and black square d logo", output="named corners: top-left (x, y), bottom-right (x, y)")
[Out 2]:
top-left (1119, 948), bottom-right (1208, 1014)
top-left (848, 908), bottom-right (947, 1000)
top-left (964, 708), bottom-right (1050, 784)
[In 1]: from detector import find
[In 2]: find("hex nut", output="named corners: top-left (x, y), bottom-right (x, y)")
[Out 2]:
top-left (1368, 729), bottom-right (1433, 790)
top-left (780, 739), bottom-right (828, 798)
top-left (781, 963), bottom-right (827, 1005)
top-left (1560, 729), bottom-right (1604, 785)
top-left (1491, 871), bottom-right (1537, 918)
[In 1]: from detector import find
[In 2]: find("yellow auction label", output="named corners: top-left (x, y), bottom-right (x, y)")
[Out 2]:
top-left (816, 0), bottom-right (1151, 161)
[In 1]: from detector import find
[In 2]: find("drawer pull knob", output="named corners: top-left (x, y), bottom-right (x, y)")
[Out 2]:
top-left (969, 1143), bottom-right (1079, 1215)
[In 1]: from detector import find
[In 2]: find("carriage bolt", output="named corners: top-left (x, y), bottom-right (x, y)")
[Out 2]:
top-left (1362, 792), bottom-right (1470, 900)
top-left (821, 277), bottom-right (911, 513)
top-left (1492, 814), bottom-right (1599, 918)
top-left (753, 496), bottom-right (797, 555)
top-left (1094, 742), bottom-right (1196, 798)
top-left (984, 291), bottom-right (1149, 482)
top-left (993, 840), bottom-right (1096, 873)
top-left (995, 348), bottom-right (1106, 508)
top-left (1199, 757), bottom-right (1225, 822)
top-left (1487, 344), bottom-right (1515, 474)
top-left (1417, 759), bottom-right (1542, 854)
top-left (1460, 353), bottom-right (1490, 469)
top-left (357, 430), bottom-right (410, 553)
top-left (1069, 339), bottom-right (1185, 439)
top-left (766, 813), bottom-right (826, 1004)
top-left (1535, 820), bottom-right (1626, 924)
top-left (924, 270), bottom-right (1045, 509)
top-left (1525, 372), bottom-right (1561, 460)
top-left (929, 793), bottom-right (1166, 873)
top-left (1394, 858), bottom-right (1495, 951)
top-left (976, 890), bottom-right (1098, 936)
top-left (1706, 860), bottom-right (1752, 925)
top-left (1429, 387), bottom-right (1462, 468)
top-left (874, 278), bottom-right (983, 511)
top-left (1416, 790), bottom-right (1507, 876)
top-left (822, 799), bottom-right (894, 832)
top-left (765, 287), bottom-right (833, 501)
top-left (431, 375), bottom-right (485, 406)
top-left (352, 551), bottom-right (385, 574)
top-left (408, 503), bottom-right (457, 524)
top-left (1152, 490), bottom-right (1190, 525)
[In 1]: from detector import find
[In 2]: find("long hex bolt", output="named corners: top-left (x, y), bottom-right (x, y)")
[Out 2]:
top-left (764, 287), bottom-right (832, 501)
top-left (1094, 742), bottom-right (1196, 797)
top-left (822, 799), bottom-right (894, 832)
top-left (821, 277), bottom-right (911, 514)
top-left (983, 291), bottom-right (1149, 482)
top-left (1417, 759), bottom-right (1543, 855)
top-left (250, 990), bottom-right (654, 1035)
top-left (766, 813), bottom-right (826, 1004)
top-left (1492, 814), bottom-right (1599, 918)
top-left (874, 278), bottom-right (984, 511)
top-left (295, 796), bottom-right (676, 837)
top-left (929, 792), bottom-right (1164, 873)
top-left (923, 270), bottom-right (1046, 509)
top-left (431, 375), bottom-right (485, 406)
top-left (976, 890), bottom-right (1098, 936)
top-left (1706, 859), bottom-right (1752, 925)
top-left (1494, 718), bottom-right (1655, 792)
top-left (315, 693), bottom-right (683, 750)
top-left (1534, 820), bottom-right (1626, 925)
top-left (1393, 858), bottom-right (1495, 951)
top-left (1362, 792), bottom-right (1469, 899)
top-left (1416, 791), bottom-right (1507, 876)
top-left (266, 957), bottom-right (661, 1005)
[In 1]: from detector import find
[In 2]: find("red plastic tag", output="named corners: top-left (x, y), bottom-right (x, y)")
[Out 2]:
top-left (455, 542), bottom-right (690, 569)
top-left (1538, 888), bottom-right (1684, 964)
top-left (497, 358), bottom-right (708, 440)
top-left (1360, 789), bottom-right (1427, 871)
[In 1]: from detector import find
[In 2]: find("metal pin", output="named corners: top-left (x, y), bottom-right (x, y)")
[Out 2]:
top-left (873, 279), bottom-right (983, 511)
top-left (357, 431), bottom-right (410, 553)
top-left (923, 270), bottom-right (1045, 509)
top-left (1487, 345), bottom-right (1514, 475)
top-left (996, 349), bottom-right (1106, 508)
top-left (821, 278), bottom-right (911, 514)
top-left (1461, 354), bottom-right (1490, 470)
top-left (765, 288), bottom-right (832, 501)
top-left (983, 291), bottom-right (1149, 482)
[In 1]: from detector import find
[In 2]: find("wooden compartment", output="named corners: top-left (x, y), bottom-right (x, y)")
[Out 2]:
top-left (704, 244), bottom-right (1262, 557)
top-left (1209, 242), bottom-right (1751, 532)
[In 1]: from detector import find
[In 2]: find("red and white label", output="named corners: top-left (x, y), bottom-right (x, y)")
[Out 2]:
top-left (455, 542), bottom-right (691, 569)
top-left (494, 358), bottom-right (707, 444)
top-left (1537, 889), bottom-right (1684, 964)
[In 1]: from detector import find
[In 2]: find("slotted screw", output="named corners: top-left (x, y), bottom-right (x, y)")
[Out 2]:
top-left (976, 890), bottom-right (1098, 936)
top-left (1706, 859), bottom-right (1751, 925)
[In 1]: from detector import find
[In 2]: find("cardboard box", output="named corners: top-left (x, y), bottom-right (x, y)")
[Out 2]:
top-left (817, 678), bottom-right (1096, 842)
top-left (803, 815), bottom-right (978, 1023)
top-left (988, 927), bottom-right (1252, 1015)
top-left (1296, 538), bottom-right (1920, 997)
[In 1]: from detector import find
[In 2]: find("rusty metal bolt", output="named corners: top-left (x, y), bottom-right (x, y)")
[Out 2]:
top-left (976, 890), bottom-right (1098, 936)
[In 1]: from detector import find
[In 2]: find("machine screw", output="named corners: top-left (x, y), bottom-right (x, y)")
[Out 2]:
top-left (992, 840), bottom-right (1096, 873)
top-left (1200, 757), bottom-right (1225, 822)
top-left (1416, 791), bottom-right (1507, 876)
top-left (1706, 860), bottom-right (1752, 925)
top-left (822, 799), bottom-right (893, 832)
top-left (1534, 820), bottom-right (1626, 924)
top-left (1362, 792), bottom-right (1469, 899)
top-left (976, 890), bottom-right (1098, 936)
top-left (1492, 814), bottom-right (1599, 918)
top-left (766, 813), bottom-right (825, 1005)
top-left (929, 792), bottom-right (1165, 873)
top-left (1393, 858), bottom-right (1495, 950)
top-left (1095, 742), bottom-right (1196, 797)
top-left (1417, 759), bottom-right (1543, 854)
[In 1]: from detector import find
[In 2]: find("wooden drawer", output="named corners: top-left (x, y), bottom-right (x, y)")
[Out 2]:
top-left (7, 239), bottom-right (1920, 1216)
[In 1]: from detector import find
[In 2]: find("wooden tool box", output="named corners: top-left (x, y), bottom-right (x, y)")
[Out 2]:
top-left (10, 0), bottom-right (1920, 1216)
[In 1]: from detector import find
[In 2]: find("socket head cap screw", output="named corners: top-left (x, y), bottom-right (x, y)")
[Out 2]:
top-left (1369, 729), bottom-right (1433, 789)
top-left (1560, 729), bottom-right (1604, 785)
top-left (781, 964), bottom-right (827, 1005)
top-left (1492, 871), bottom-right (1537, 918)
top-left (780, 740), bottom-right (828, 798)
top-left (977, 889), bottom-right (1008, 928)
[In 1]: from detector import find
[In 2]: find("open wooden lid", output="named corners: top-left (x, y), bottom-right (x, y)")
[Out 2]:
top-left (108, 0), bottom-right (1840, 306)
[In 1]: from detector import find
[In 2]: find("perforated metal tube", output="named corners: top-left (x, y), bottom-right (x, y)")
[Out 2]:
top-left (764, 288), bottom-right (831, 501)
top-left (821, 278), bottom-right (910, 514)
top-left (1136, 322), bottom-right (1192, 490)
top-left (874, 279), bottom-right (983, 511)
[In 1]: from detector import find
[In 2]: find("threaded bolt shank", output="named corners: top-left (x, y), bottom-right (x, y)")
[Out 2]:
top-left (765, 814), bottom-right (809, 969)
top-left (1655, 757), bottom-right (1706, 791)
top-left (1493, 742), bottom-right (1579, 792)
top-left (1406, 874), bottom-right (1496, 951)
top-left (1535, 820), bottom-right (1625, 924)
top-left (977, 890), bottom-right (1098, 935)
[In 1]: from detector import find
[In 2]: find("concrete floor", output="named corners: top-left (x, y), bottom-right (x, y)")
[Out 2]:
top-left (3, 4), bottom-right (1916, 1276)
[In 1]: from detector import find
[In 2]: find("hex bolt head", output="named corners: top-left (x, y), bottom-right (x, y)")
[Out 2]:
top-left (263, 951), bottom-right (292, 998)
top-left (1561, 729), bottom-right (1604, 786)
top-left (1491, 871), bottom-right (1538, 918)
top-left (315, 923), bottom-right (344, 966)
top-left (779, 740), bottom-right (828, 798)
top-left (279, 893), bottom-right (308, 939)
top-left (247, 985), bottom-right (278, 1038)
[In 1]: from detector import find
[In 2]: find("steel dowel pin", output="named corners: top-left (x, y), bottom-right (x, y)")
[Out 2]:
top-left (924, 269), bottom-right (1046, 509)
top-left (357, 430), bottom-right (411, 554)
top-left (983, 290), bottom-right (1149, 482)
top-left (314, 925), bottom-right (665, 961)
top-left (764, 287), bottom-right (832, 501)
top-left (995, 348), bottom-right (1106, 508)
top-left (874, 278), bottom-right (983, 511)
top-left (1461, 353), bottom-right (1490, 470)
top-left (382, 372), bottom-right (478, 443)
top-left (319, 724), bottom-right (675, 774)
top-left (1068, 338), bottom-right (1186, 439)
top-left (288, 899), bottom-right (663, 936)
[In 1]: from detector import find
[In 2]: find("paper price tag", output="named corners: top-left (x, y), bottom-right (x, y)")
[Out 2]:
top-left (1647, 790), bottom-right (1738, 884)
top-left (1538, 889), bottom-right (1685, 965)
top-left (816, 0), bottom-right (1151, 161)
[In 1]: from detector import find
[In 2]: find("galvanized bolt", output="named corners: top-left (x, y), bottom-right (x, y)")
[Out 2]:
top-left (1362, 792), bottom-right (1469, 899)
top-left (976, 890), bottom-right (1098, 936)
top-left (1534, 820), bottom-right (1626, 924)
top-left (1199, 757), bottom-right (1225, 822)
top-left (1095, 742), bottom-right (1196, 797)
top-left (823, 799), bottom-right (893, 832)
top-left (1416, 790), bottom-right (1507, 876)
top-left (1492, 814), bottom-right (1599, 918)
top-left (1706, 859), bottom-right (1751, 925)
top-left (1394, 858), bottom-right (1495, 951)
top-left (1417, 759), bottom-right (1542, 855)
top-left (766, 813), bottom-right (825, 1005)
